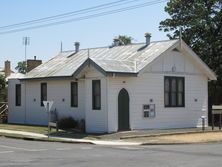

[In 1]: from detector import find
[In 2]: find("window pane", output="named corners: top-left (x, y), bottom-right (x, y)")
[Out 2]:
top-left (171, 79), bottom-right (176, 92)
top-left (95, 82), bottom-right (100, 95)
top-left (171, 92), bottom-right (177, 106)
top-left (95, 96), bottom-right (101, 108)
top-left (178, 79), bottom-right (183, 92)
top-left (71, 82), bottom-right (78, 107)
top-left (92, 80), bottom-right (101, 109)
top-left (178, 93), bottom-right (183, 106)
top-left (74, 95), bottom-right (78, 106)
top-left (165, 78), bottom-right (170, 92)
top-left (74, 85), bottom-right (78, 95)
top-left (41, 83), bottom-right (47, 106)
top-left (15, 84), bottom-right (21, 106)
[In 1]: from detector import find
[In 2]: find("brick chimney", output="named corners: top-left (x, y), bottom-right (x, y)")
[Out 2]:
top-left (4, 60), bottom-right (11, 77)
top-left (27, 56), bottom-right (42, 72)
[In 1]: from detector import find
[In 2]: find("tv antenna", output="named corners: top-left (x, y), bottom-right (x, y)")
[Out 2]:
top-left (22, 36), bottom-right (30, 73)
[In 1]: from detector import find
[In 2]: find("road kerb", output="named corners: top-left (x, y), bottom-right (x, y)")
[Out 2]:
top-left (120, 130), bottom-right (221, 139)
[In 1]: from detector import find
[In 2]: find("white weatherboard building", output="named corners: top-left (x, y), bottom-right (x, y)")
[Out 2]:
top-left (8, 36), bottom-right (217, 133)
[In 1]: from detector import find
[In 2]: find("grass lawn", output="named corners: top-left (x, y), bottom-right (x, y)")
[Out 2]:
top-left (0, 124), bottom-right (48, 134)
top-left (0, 124), bottom-right (99, 140)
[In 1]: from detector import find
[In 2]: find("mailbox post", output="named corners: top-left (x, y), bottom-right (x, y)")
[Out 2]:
top-left (43, 101), bottom-right (54, 138)
top-left (201, 116), bottom-right (206, 132)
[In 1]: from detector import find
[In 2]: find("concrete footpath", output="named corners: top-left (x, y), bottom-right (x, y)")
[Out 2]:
top-left (0, 129), bottom-right (141, 146)
top-left (1, 128), bottom-right (221, 146)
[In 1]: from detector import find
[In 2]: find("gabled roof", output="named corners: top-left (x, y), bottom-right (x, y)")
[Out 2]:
top-left (24, 40), bottom-right (178, 79)
top-left (6, 72), bottom-right (25, 81)
top-left (179, 40), bottom-right (217, 80)
top-left (23, 39), bottom-right (216, 80)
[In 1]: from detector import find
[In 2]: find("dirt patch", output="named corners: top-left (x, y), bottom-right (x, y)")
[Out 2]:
top-left (159, 132), bottom-right (222, 143)
top-left (124, 132), bottom-right (222, 144)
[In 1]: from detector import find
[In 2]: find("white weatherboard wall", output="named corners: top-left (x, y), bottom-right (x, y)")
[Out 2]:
top-left (83, 66), bottom-right (108, 133)
top-left (8, 79), bottom-right (25, 124)
top-left (8, 79), bottom-right (85, 126)
top-left (25, 79), bottom-right (85, 125)
top-left (107, 50), bottom-right (208, 132)
top-left (7, 65), bottom-right (108, 133)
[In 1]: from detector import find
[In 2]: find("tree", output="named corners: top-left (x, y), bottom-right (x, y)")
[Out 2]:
top-left (0, 74), bottom-right (5, 90)
top-left (15, 61), bottom-right (27, 74)
top-left (0, 74), bottom-right (6, 102)
top-left (159, 0), bottom-right (222, 104)
top-left (113, 35), bottom-right (133, 46)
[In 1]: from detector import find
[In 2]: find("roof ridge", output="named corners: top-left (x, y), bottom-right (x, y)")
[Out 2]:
top-left (91, 57), bottom-right (136, 63)
top-left (61, 39), bottom-right (178, 53)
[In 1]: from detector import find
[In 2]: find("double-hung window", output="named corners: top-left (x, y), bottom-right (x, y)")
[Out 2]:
top-left (71, 82), bottom-right (78, 107)
top-left (15, 84), bottom-right (21, 106)
top-left (41, 83), bottom-right (47, 106)
top-left (164, 76), bottom-right (185, 107)
top-left (92, 80), bottom-right (101, 110)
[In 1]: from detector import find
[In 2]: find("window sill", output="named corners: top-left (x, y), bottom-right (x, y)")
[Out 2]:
top-left (92, 108), bottom-right (101, 111)
top-left (165, 106), bottom-right (185, 108)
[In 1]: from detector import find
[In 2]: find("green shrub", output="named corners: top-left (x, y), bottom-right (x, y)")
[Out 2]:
top-left (58, 117), bottom-right (78, 129)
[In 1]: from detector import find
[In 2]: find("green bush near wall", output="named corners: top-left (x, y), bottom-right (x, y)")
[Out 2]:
top-left (57, 117), bottom-right (78, 129)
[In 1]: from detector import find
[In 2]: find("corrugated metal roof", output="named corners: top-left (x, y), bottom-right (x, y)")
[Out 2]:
top-left (6, 72), bottom-right (25, 81)
top-left (24, 39), bottom-right (178, 79)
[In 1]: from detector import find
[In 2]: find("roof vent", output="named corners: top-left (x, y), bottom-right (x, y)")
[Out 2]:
top-left (145, 33), bottom-right (151, 45)
top-left (74, 42), bottom-right (80, 53)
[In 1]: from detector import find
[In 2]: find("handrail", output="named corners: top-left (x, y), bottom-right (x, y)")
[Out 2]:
top-left (0, 107), bottom-right (8, 115)
top-left (0, 102), bottom-right (8, 123)
top-left (0, 102), bottom-right (7, 105)
top-left (0, 104), bottom-right (6, 110)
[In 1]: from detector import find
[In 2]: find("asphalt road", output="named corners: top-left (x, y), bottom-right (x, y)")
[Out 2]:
top-left (0, 137), bottom-right (222, 167)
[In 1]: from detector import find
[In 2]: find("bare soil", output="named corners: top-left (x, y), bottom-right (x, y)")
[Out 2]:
top-left (124, 132), bottom-right (222, 144)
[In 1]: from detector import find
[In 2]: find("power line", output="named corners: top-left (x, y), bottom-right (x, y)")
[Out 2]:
top-left (0, 0), bottom-right (167, 35)
top-left (0, 0), bottom-right (141, 30)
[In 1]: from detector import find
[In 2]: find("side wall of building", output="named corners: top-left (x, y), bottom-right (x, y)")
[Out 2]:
top-left (8, 79), bottom-right (85, 125)
top-left (107, 50), bottom-right (208, 132)
top-left (8, 65), bottom-right (108, 133)
top-left (8, 79), bottom-right (26, 124)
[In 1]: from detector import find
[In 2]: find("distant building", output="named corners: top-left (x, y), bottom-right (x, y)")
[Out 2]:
top-left (0, 60), bottom-right (14, 78)
top-left (7, 34), bottom-right (216, 133)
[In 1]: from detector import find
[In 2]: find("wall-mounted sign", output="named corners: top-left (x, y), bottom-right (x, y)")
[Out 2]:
top-left (143, 104), bottom-right (155, 118)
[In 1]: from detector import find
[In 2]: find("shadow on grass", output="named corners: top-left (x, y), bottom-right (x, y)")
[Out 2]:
top-left (49, 129), bottom-right (106, 140)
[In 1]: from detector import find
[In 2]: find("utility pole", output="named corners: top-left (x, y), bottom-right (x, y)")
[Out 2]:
top-left (22, 37), bottom-right (30, 124)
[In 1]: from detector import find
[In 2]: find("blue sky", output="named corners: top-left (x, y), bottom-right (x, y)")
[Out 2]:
top-left (0, 0), bottom-right (169, 70)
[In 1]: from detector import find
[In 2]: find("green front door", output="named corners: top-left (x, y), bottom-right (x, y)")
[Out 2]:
top-left (118, 88), bottom-right (129, 131)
